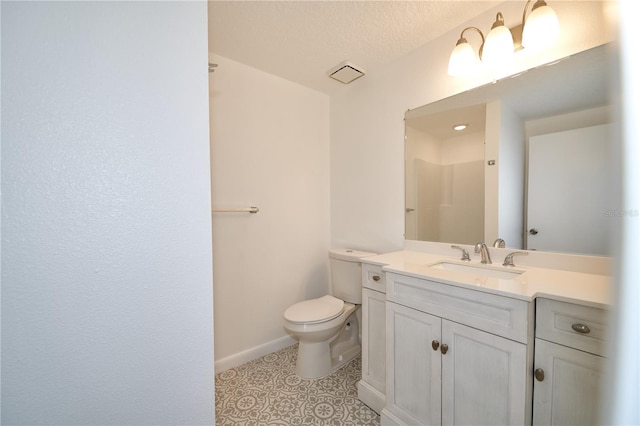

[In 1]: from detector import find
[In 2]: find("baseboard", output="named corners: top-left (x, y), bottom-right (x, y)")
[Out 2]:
top-left (357, 379), bottom-right (385, 414)
top-left (214, 335), bottom-right (297, 374)
top-left (381, 408), bottom-right (405, 426)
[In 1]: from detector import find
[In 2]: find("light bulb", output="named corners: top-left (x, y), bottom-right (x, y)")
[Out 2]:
top-left (522, 1), bottom-right (559, 51)
top-left (448, 40), bottom-right (480, 76)
top-left (483, 24), bottom-right (514, 70)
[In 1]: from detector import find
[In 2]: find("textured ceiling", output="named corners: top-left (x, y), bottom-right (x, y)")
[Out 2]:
top-left (208, 1), bottom-right (502, 95)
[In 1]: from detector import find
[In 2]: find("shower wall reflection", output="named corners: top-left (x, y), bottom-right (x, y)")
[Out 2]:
top-left (405, 105), bottom-right (485, 244)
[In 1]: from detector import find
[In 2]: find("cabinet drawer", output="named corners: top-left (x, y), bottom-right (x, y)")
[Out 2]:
top-left (362, 263), bottom-right (386, 293)
top-left (536, 298), bottom-right (608, 357)
top-left (386, 272), bottom-right (530, 343)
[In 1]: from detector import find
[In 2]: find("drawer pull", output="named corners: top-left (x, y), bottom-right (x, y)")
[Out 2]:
top-left (432, 340), bottom-right (440, 351)
top-left (571, 323), bottom-right (591, 334)
top-left (440, 344), bottom-right (449, 355)
top-left (535, 368), bottom-right (545, 382)
top-left (372, 275), bottom-right (381, 282)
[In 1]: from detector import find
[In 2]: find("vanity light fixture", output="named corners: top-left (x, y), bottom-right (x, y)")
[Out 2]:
top-left (482, 12), bottom-right (515, 70)
top-left (453, 123), bottom-right (468, 131)
top-left (447, 0), bottom-right (560, 76)
top-left (521, 0), bottom-right (560, 51)
top-left (447, 27), bottom-right (484, 77)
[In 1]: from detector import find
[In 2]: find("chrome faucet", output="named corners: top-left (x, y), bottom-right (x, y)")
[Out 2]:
top-left (503, 251), bottom-right (529, 267)
top-left (474, 242), bottom-right (492, 264)
top-left (451, 245), bottom-right (471, 261)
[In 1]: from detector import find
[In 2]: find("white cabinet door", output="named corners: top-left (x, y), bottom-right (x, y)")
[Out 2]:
top-left (441, 320), bottom-right (528, 426)
top-left (384, 302), bottom-right (442, 426)
top-left (533, 339), bottom-right (605, 426)
top-left (359, 287), bottom-right (387, 412)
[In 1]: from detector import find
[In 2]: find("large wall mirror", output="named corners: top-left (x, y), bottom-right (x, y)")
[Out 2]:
top-left (405, 44), bottom-right (614, 256)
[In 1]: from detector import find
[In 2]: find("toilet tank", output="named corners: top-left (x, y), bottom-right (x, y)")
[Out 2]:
top-left (329, 248), bottom-right (377, 304)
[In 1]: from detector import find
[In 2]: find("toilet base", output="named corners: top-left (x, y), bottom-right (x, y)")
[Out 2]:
top-left (295, 311), bottom-right (361, 379)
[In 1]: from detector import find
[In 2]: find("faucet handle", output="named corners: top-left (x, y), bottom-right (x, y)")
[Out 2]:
top-left (503, 251), bottom-right (529, 267)
top-left (451, 245), bottom-right (471, 261)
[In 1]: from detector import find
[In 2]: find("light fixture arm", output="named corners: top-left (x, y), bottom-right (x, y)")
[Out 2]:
top-left (491, 12), bottom-right (506, 30)
top-left (522, 0), bottom-right (533, 26)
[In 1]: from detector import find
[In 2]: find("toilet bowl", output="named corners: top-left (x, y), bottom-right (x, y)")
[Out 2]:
top-left (283, 248), bottom-right (376, 379)
top-left (284, 295), bottom-right (360, 379)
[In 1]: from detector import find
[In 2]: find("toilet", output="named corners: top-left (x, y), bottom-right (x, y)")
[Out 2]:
top-left (283, 248), bottom-right (376, 379)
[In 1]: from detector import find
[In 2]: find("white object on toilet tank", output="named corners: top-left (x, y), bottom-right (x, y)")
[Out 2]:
top-left (328, 248), bottom-right (377, 304)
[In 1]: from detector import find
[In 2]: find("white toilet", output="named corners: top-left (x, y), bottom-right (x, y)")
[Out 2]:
top-left (283, 248), bottom-right (376, 379)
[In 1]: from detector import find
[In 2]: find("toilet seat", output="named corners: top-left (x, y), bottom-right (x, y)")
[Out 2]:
top-left (284, 295), bottom-right (344, 324)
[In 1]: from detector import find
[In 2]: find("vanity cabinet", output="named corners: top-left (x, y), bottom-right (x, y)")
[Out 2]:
top-left (382, 272), bottom-right (532, 426)
top-left (358, 263), bottom-right (387, 413)
top-left (532, 298), bottom-right (608, 425)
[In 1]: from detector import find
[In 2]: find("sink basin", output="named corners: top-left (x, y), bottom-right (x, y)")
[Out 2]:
top-left (429, 262), bottom-right (523, 279)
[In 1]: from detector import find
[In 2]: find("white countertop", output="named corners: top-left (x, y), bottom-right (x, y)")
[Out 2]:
top-left (363, 250), bottom-right (612, 309)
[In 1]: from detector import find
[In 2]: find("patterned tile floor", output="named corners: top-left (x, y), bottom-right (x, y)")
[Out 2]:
top-left (215, 344), bottom-right (380, 425)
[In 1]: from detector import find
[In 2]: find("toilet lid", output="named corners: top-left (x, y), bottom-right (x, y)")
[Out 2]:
top-left (284, 295), bottom-right (344, 324)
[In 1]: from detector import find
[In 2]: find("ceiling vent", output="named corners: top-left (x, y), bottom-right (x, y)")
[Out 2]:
top-left (328, 61), bottom-right (366, 84)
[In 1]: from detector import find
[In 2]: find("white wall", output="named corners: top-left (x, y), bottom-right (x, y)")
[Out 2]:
top-left (441, 131), bottom-right (485, 165)
top-left (605, 2), bottom-right (640, 423)
top-left (209, 55), bottom-right (330, 370)
top-left (331, 1), bottom-right (613, 253)
top-left (485, 101), bottom-right (501, 242)
top-left (498, 103), bottom-right (525, 248)
top-left (1, 2), bottom-right (214, 424)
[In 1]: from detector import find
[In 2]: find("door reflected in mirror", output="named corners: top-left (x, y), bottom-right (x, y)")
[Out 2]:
top-left (405, 44), bottom-right (614, 256)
